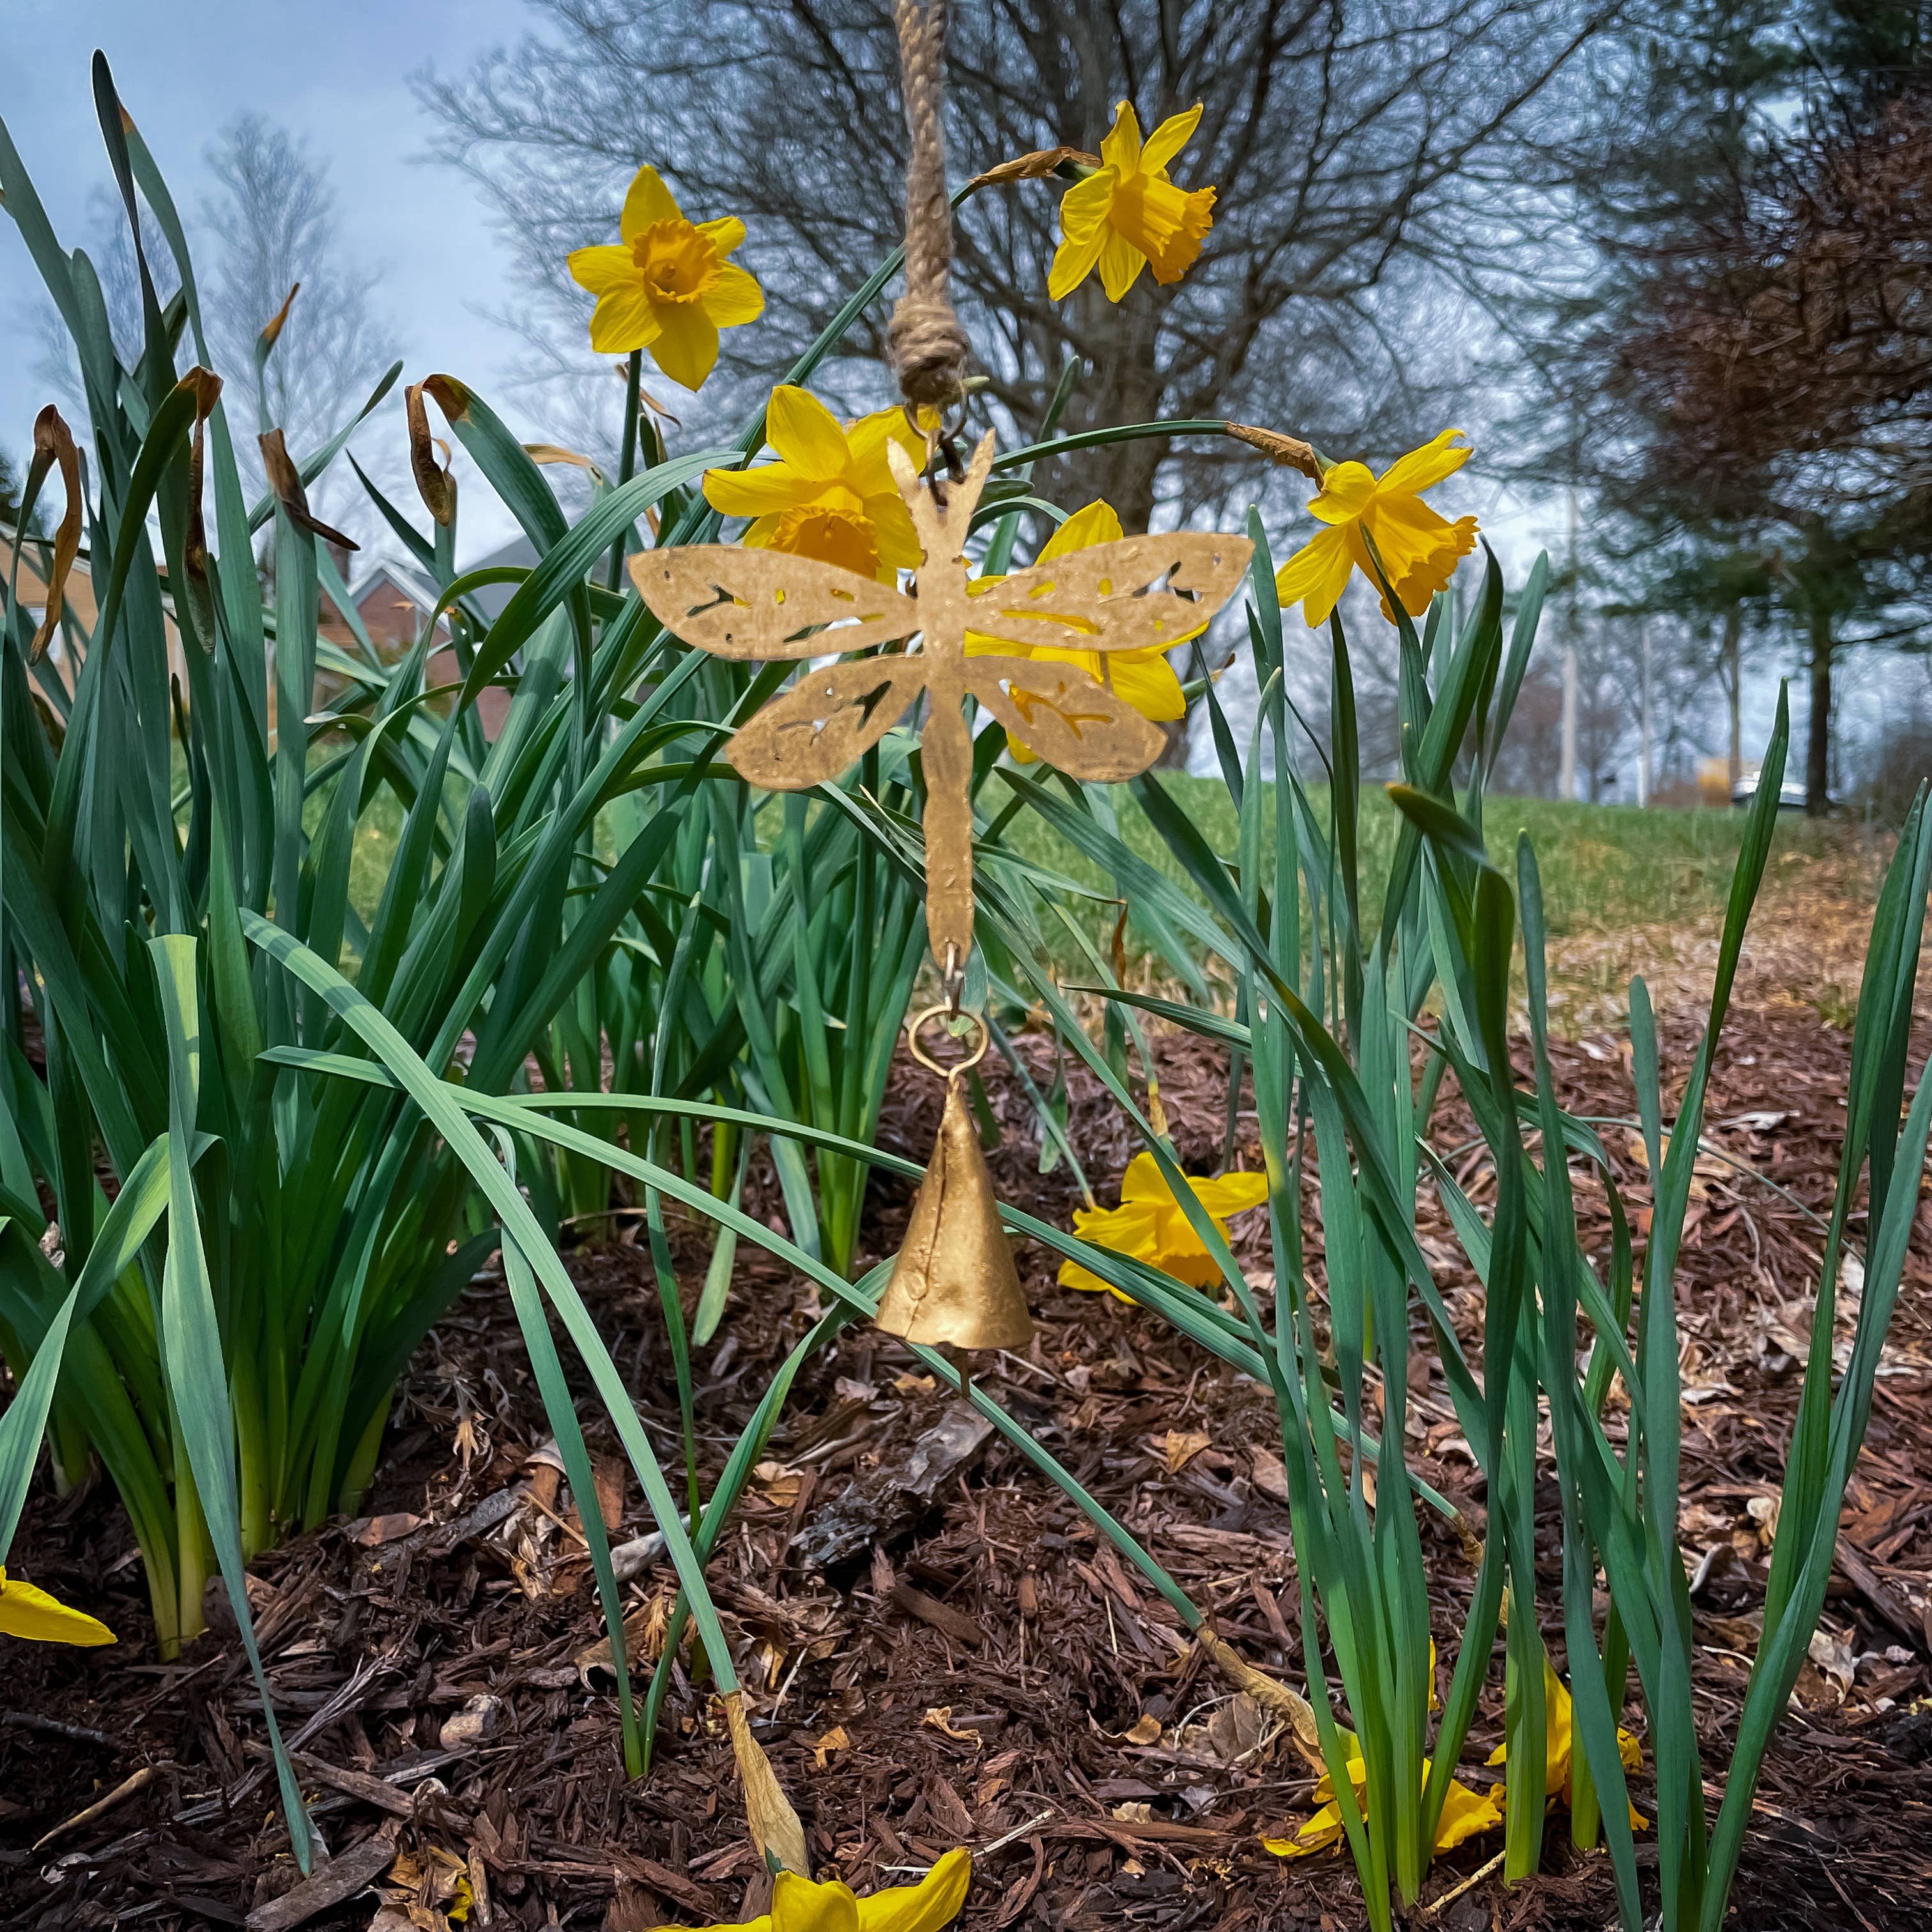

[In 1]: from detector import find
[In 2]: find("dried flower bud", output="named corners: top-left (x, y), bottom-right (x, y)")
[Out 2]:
top-left (969, 146), bottom-right (1099, 190)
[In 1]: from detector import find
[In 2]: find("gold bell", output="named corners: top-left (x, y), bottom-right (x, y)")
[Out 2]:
top-left (873, 1007), bottom-right (1032, 1351)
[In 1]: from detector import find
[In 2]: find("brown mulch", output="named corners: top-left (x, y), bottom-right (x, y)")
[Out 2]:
top-left (3, 1003), bottom-right (1931, 1932)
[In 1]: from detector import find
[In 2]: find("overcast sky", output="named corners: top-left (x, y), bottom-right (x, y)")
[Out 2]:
top-left (1, 1), bottom-right (1900, 784)
top-left (2, 0), bottom-right (543, 558)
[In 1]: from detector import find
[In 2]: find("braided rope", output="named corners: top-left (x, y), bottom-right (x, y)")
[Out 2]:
top-left (887, 0), bottom-right (972, 416)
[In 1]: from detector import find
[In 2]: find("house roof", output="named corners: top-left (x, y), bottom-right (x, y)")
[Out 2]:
top-left (344, 556), bottom-right (443, 618)
top-left (462, 533), bottom-right (540, 621)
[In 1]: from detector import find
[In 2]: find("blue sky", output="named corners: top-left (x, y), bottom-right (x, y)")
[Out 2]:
top-left (2, 0), bottom-right (540, 555)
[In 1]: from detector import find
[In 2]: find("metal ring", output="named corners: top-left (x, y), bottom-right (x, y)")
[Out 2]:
top-left (906, 1001), bottom-right (989, 1080)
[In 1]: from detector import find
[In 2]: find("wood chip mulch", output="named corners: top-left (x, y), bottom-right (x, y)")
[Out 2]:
top-left (3, 1000), bottom-right (1930, 1932)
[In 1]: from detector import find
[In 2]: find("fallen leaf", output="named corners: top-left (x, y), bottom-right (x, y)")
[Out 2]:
top-left (355, 1514), bottom-right (424, 1547)
top-left (1123, 1713), bottom-right (1163, 1745)
top-left (923, 1706), bottom-right (983, 1744)
top-left (1250, 1448), bottom-right (1291, 1503)
top-left (1206, 1693), bottom-right (1265, 1763)
top-left (438, 1694), bottom-right (502, 1751)
top-left (1164, 1429), bottom-right (1212, 1474)
top-left (812, 1725), bottom-right (851, 1770)
top-left (751, 1461), bottom-right (806, 1509)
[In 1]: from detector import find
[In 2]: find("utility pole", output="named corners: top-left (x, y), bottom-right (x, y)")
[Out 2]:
top-left (1559, 486), bottom-right (1579, 801)
top-left (1637, 617), bottom-right (1653, 809)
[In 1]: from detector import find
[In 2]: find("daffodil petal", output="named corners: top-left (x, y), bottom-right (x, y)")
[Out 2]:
top-left (1038, 499), bottom-right (1124, 560)
top-left (1262, 1802), bottom-right (1345, 1857)
top-left (1103, 654), bottom-right (1185, 723)
top-left (1056, 1255), bottom-right (1128, 1297)
top-left (650, 304), bottom-right (720, 390)
top-left (567, 244), bottom-right (640, 297)
top-left (1433, 1778), bottom-right (1504, 1851)
top-left (705, 261), bottom-right (765, 328)
top-left (764, 385), bottom-right (852, 480)
top-left (1068, 1197), bottom-right (1163, 1248)
top-left (1055, 167), bottom-right (1119, 243)
top-left (698, 214), bottom-right (747, 257)
top-left (854, 1847), bottom-right (971, 1932)
top-left (0, 1572), bottom-right (115, 1645)
top-left (703, 461), bottom-right (811, 519)
top-left (769, 1873), bottom-right (862, 1932)
top-left (1307, 461), bottom-right (1377, 525)
top-left (620, 164), bottom-right (682, 243)
top-left (1048, 224), bottom-right (1109, 301)
top-left (1272, 525), bottom-right (1353, 629)
top-left (1100, 100), bottom-right (1144, 174)
top-left (1376, 428), bottom-right (1471, 497)
top-left (1096, 231), bottom-right (1146, 302)
top-left (588, 288), bottom-right (663, 355)
top-left (1189, 1169), bottom-right (1269, 1218)
top-left (1140, 103), bottom-right (1204, 176)
top-left (847, 406), bottom-right (925, 474)
top-left (1116, 1151), bottom-right (1169, 1205)
top-left (867, 493), bottom-right (924, 575)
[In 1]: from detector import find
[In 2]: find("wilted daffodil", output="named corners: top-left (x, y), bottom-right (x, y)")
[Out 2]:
top-left (567, 164), bottom-right (763, 390)
top-left (1274, 430), bottom-right (1479, 629)
top-left (1263, 1733), bottom-right (1502, 1861)
top-left (965, 500), bottom-right (1193, 762)
top-left (687, 1847), bottom-right (971, 1932)
top-left (1487, 1655), bottom-right (1647, 1830)
top-left (0, 1566), bottom-right (115, 1645)
top-left (1059, 1151), bottom-right (1268, 1299)
top-left (703, 387), bottom-right (926, 583)
top-left (1048, 102), bottom-right (1216, 302)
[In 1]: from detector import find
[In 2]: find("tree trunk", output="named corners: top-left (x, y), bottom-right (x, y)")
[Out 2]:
top-left (1722, 602), bottom-right (1744, 790)
top-left (1805, 606), bottom-right (1833, 815)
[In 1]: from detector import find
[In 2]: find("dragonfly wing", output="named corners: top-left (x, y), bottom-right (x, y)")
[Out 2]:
top-left (965, 531), bottom-right (1254, 654)
top-left (728, 657), bottom-right (927, 789)
top-left (630, 546), bottom-right (919, 659)
top-left (969, 656), bottom-right (1166, 781)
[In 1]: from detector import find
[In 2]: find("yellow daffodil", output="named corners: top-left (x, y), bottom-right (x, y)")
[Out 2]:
top-left (678, 1846), bottom-right (970, 1932)
top-left (964, 500), bottom-right (1194, 762)
top-left (1048, 103), bottom-right (1216, 302)
top-left (1060, 1151), bottom-right (1268, 1299)
top-left (1262, 1733), bottom-right (1502, 1861)
top-left (567, 165), bottom-right (763, 390)
top-left (703, 387), bottom-right (927, 584)
top-left (1273, 430), bottom-right (1479, 629)
top-left (1487, 1655), bottom-right (1647, 1831)
top-left (0, 1565), bottom-right (115, 1645)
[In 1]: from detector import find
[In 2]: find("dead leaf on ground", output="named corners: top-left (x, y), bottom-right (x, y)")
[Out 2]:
top-left (922, 1706), bottom-right (983, 1744)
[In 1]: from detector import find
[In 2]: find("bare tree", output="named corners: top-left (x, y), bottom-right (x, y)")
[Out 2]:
top-left (199, 116), bottom-right (390, 479)
top-left (1515, 1), bottom-right (1932, 812)
top-left (417, 0), bottom-right (1616, 531)
top-left (34, 115), bottom-right (390, 528)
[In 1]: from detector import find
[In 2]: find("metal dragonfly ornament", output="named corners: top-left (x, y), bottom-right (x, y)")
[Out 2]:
top-left (631, 430), bottom-right (1253, 1353)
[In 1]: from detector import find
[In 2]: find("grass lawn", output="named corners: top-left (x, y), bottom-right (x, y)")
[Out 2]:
top-left (991, 770), bottom-right (1862, 946)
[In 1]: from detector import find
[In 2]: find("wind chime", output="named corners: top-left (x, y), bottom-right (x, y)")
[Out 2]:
top-left (631, 0), bottom-right (1254, 1370)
